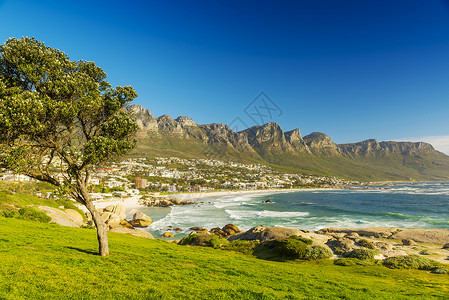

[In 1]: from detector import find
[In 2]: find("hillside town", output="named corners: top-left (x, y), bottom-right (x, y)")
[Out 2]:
top-left (0, 156), bottom-right (358, 202)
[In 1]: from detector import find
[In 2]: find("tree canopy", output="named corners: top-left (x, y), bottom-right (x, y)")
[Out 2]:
top-left (0, 37), bottom-right (138, 255)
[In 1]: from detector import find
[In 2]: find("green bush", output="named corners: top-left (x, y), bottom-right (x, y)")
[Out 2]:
top-left (431, 268), bottom-right (448, 274)
top-left (303, 245), bottom-right (333, 260)
top-left (334, 258), bottom-right (377, 266)
top-left (289, 235), bottom-right (313, 245)
top-left (345, 249), bottom-right (378, 260)
top-left (17, 207), bottom-right (51, 223)
top-left (358, 239), bottom-right (375, 249)
top-left (178, 233), bottom-right (198, 246)
top-left (223, 240), bottom-right (260, 255)
top-left (273, 239), bottom-right (308, 258)
top-left (208, 235), bottom-right (229, 249)
top-left (178, 234), bottom-right (229, 249)
top-left (383, 255), bottom-right (440, 270)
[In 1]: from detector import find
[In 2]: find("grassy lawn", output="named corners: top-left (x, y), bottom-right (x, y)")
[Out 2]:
top-left (0, 217), bottom-right (448, 299)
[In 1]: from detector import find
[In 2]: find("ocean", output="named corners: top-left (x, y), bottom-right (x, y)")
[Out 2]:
top-left (135, 182), bottom-right (449, 238)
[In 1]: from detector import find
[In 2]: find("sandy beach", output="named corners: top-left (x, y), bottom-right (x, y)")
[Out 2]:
top-left (171, 188), bottom-right (329, 202)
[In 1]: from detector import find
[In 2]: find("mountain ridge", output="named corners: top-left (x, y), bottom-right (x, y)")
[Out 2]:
top-left (125, 104), bottom-right (449, 181)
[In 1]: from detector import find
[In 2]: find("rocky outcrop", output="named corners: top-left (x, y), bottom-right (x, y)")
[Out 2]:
top-left (37, 206), bottom-right (83, 227)
top-left (139, 195), bottom-right (195, 207)
top-left (391, 228), bottom-right (449, 245)
top-left (241, 123), bottom-right (292, 154)
top-left (129, 212), bottom-right (152, 228)
top-left (125, 104), bottom-right (158, 132)
top-left (303, 132), bottom-right (339, 155)
top-left (228, 225), bottom-right (310, 242)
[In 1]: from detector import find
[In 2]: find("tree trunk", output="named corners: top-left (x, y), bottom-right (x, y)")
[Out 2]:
top-left (85, 200), bottom-right (109, 256)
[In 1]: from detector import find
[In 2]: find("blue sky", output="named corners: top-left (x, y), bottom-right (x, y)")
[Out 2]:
top-left (1, 0), bottom-right (449, 153)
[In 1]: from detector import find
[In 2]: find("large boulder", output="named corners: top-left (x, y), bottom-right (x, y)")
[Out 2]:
top-left (316, 227), bottom-right (398, 239)
top-left (228, 226), bottom-right (310, 242)
top-left (65, 209), bottom-right (84, 223)
top-left (391, 229), bottom-right (449, 245)
top-left (129, 211), bottom-right (152, 228)
top-left (105, 213), bottom-right (122, 229)
top-left (222, 224), bottom-right (241, 236)
top-left (37, 206), bottom-right (83, 227)
top-left (103, 205), bottom-right (126, 220)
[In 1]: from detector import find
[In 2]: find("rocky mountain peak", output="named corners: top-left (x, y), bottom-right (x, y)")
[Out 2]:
top-left (303, 132), bottom-right (338, 154)
top-left (175, 116), bottom-right (196, 127)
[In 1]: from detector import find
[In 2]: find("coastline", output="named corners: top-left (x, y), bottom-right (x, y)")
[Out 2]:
top-left (171, 187), bottom-right (333, 202)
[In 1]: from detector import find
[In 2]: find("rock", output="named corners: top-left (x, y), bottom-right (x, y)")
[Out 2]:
top-left (120, 220), bottom-right (134, 229)
top-left (104, 205), bottom-right (115, 213)
top-left (345, 232), bottom-right (360, 239)
top-left (105, 213), bottom-right (122, 229)
top-left (210, 227), bottom-right (225, 237)
top-left (100, 212), bottom-right (112, 222)
top-left (87, 220), bottom-right (95, 227)
top-left (228, 225), bottom-right (310, 242)
top-left (264, 200), bottom-right (272, 203)
top-left (174, 227), bottom-right (183, 232)
top-left (222, 224), bottom-right (240, 236)
top-left (131, 212), bottom-right (152, 227)
top-left (109, 227), bottom-right (154, 238)
top-left (112, 205), bottom-right (126, 220)
top-left (402, 238), bottom-right (416, 246)
top-left (65, 209), bottom-right (84, 223)
top-left (37, 206), bottom-right (83, 227)
top-left (162, 232), bottom-right (174, 238)
top-left (443, 243), bottom-right (449, 249)
top-left (317, 227), bottom-right (398, 239)
top-left (133, 212), bottom-right (152, 222)
top-left (129, 219), bottom-right (152, 228)
top-left (326, 238), bottom-right (357, 254)
top-left (391, 229), bottom-right (449, 245)
top-left (190, 227), bottom-right (206, 232)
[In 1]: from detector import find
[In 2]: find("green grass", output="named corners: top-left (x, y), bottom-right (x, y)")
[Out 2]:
top-left (1, 217), bottom-right (448, 299)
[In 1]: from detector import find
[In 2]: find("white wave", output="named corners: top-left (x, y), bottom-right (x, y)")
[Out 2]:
top-left (225, 209), bottom-right (309, 220)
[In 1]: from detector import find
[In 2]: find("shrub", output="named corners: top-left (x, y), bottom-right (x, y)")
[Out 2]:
top-left (420, 250), bottom-right (432, 255)
top-left (345, 249), bottom-right (378, 260)
top-left (358, 239), bottom-right (375, 249)
top-left (431, 268), bottom-right (448, 274)
top-left (178, 234), bottom-right (229, 249)
top-left (2, 210), bottom-right (17, 218)
top-left (303, 245), bottom-right (333, 260)
top-left (274, 239), bottom-right (308, 259)
top-left (333, 258), bottom-right (373, 266)
top-left (178, 233), bottom-right (198, 246)
top-left (208, 235), bottom-right (229, 249)
top-left (17, 207), bottom-right (51, 223)
top-left (383, 255), bottom-right (440, 270)
top-left (223, 240), bottom-right (260, 255)
top-left (289, 235), bottom-right (313, 245)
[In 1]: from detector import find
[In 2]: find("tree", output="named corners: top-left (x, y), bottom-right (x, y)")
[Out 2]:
top-left (0, 37), bottom-right (138, 256)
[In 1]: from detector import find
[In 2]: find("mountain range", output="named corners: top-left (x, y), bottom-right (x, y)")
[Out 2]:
top-left (126, 104), bottom-right (449, 181)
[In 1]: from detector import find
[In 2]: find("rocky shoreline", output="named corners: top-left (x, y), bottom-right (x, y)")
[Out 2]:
top-left (35, 204), bottom-right (449, 264)
top-left (138, 194), bottom-right (196, 207)
top-left (179, 224), bottom-right (449, 264)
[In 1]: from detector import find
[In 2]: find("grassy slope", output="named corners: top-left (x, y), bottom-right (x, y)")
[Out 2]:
top-left (1, 217), bottom-right (448, 299)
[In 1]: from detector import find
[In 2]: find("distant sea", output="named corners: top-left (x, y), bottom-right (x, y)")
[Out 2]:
top-left (135, 182), bottom-right (449, 238)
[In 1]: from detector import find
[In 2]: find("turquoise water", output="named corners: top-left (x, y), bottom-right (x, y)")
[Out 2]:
top-left (140, 182), bottom-right (449, 238)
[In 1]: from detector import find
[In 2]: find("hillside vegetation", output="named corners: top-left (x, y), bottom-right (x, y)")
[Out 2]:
top-left (1, 217), bottom-right (449, 299)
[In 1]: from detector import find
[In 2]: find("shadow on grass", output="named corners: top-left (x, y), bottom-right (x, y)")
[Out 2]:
top-left (66, 246), bottom-right (98, 255)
